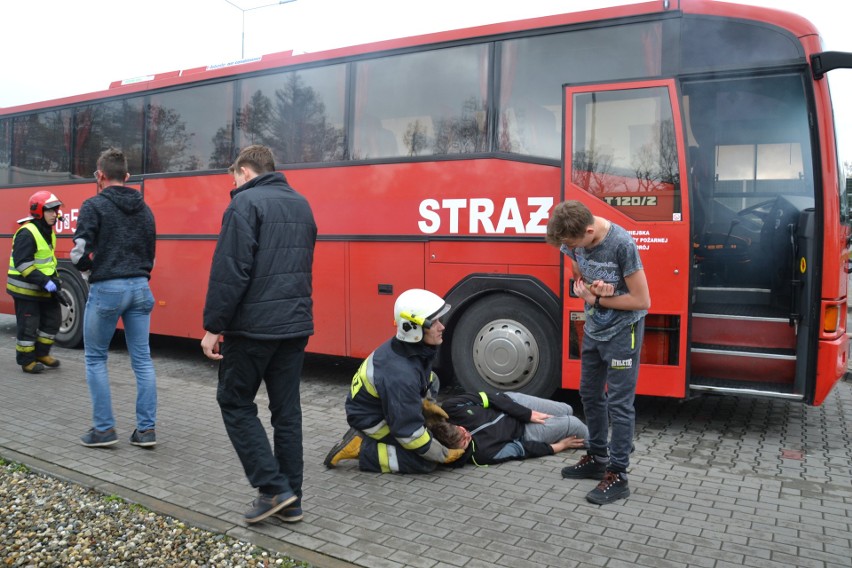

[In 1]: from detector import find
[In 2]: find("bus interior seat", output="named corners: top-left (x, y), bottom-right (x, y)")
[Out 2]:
top-left (689, 146), bottom-right (753, 286)
top-left (356, 114), bottom-right (399, 158)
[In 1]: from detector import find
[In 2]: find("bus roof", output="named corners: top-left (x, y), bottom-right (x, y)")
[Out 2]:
top-left (0, 0), bottom-right (819, 116)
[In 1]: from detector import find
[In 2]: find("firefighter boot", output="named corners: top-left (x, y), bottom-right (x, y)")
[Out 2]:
top-left (22, 361), bottom-right (45, 374)
top-left (324, 427), bottom-right (362, 468)
top-left (36, 355), bottom-right (61, 368)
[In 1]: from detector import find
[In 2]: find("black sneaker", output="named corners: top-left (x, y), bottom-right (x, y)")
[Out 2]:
top-left (561, 454), bottom-right (607, 480)
top-left (586, 471), bottom-right (630, 505)
top-left (244, 490), bottom-right (297, 524)
top-left (273, 498), bottom-right (303, 523)
top-left (130, 429), bottom-right (157, 448)
top-left (80, 428), bottom-right (118, 447)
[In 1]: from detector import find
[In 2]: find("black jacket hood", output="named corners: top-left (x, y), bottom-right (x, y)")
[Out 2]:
top-left (101, 185), bottom-right (145, 215)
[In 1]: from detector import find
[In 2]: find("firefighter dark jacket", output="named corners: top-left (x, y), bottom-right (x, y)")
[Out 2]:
top-left (345, 337), bottom-right (456, 464)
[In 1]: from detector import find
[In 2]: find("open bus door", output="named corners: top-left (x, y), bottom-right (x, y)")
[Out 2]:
top-left (561, 80), bottom-right (691, 398)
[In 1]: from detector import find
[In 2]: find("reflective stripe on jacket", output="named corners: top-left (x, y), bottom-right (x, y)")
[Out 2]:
top-left (345, 338), bottom-right (451, 464)
top-left (7, 223), bottom-right (56, 298)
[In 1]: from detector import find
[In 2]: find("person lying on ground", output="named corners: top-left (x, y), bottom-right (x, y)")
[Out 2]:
top-left (428, 390), bottom-right (587, 466)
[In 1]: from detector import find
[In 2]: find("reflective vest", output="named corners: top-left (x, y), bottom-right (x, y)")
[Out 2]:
top-left (7, 223), bottom-right (57, 298)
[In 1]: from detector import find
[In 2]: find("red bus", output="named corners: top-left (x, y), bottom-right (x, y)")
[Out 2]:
top-left (2, 0), bottom-right (850, 405)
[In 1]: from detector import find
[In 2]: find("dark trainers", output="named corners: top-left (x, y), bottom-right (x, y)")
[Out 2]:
top-left (273, 498), bottom-right (303, 523)
top-left (561, 454), bottom-right (607, 480)
top-left (22, 361), bottom-right (45, 374)
top-left (80, 428), bottom-right (118, 447)
top-left (130, 429), bottom-right (157, 447)
top-left (245, 490), bottom-right (297, 524)
top-left (324, 427), bottom-right (363, 468)
top-left (586, 471), bottom-right (630, 505)
top-left (36, 355), bottom-right (60, 368)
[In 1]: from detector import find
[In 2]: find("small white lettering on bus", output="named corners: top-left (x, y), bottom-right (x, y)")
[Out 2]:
top-left (54, 208), bottom-right (79, 235)
top-left (418, 197), bottom-right (554, 235)
top-left (603, 196), bottom-right (657, 206)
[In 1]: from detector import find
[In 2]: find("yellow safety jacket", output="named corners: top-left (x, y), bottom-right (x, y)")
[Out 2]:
top-left (7, 223), bottom-right (57, 299)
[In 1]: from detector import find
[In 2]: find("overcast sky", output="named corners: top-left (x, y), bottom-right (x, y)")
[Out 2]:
top-left (1, 0), bottom-right (850, 162)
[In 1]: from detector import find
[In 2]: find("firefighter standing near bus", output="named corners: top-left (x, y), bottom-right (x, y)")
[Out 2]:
top-left (6, 191), bottom-right (64, 374)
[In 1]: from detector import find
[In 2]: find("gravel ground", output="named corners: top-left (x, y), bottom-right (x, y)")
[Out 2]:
top-left (0, 458), bottom-right (310, 567)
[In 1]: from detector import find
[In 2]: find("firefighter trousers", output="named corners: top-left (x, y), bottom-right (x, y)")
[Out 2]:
top-left (13, 296), bottom-right (61, 366)
top-left (358, 436), bottom-right (438, 474)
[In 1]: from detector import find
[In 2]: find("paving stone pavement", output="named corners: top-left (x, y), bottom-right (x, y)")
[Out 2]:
top-left (0, 313), bottom-right (850, 568)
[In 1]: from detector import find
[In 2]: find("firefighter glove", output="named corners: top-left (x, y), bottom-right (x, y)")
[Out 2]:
top-left (422, 398), bottom-right (448, 421)
top-left (444, 447), bottom-right (467, 464)
top-left (43, 280), bottom-right (57, 293)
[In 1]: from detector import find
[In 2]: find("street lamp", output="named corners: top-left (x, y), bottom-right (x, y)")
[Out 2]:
top-left (223, 0), bottom-right (297, 59)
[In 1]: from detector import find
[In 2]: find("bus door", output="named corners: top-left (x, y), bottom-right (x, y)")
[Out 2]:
top-left (561, 80), bottom-right (690, 398)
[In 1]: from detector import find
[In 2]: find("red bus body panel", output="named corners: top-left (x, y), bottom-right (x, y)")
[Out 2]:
top-left (1, 0), bottom-right (846, 405)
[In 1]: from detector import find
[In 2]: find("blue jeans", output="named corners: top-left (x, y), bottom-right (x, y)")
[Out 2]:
top-left (84, 277), bottom-right (157, 432)
top-left (579, 318), bottom-right (644, 472)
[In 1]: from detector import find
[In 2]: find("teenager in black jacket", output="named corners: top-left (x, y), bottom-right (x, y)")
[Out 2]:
top-left (201, 145), bottom-right (317, 525)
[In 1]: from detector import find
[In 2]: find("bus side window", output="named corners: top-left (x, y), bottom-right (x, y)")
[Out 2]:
top-left (571, 86), bottom-right (681, 222)
top-left (354, 114), bottom-right (398, 159)
top-left (505, 102), bottom-right (558, 158)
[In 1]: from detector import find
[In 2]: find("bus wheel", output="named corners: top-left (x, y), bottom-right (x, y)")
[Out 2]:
top-left (55, 266), bottom-right (87, 348)
top-left (451, 294), bottom-right (559, 398)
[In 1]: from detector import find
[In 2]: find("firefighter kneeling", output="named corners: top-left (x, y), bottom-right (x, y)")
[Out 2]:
top-left (325, 289), bottom-right (469, 473)
top-left (6, 191), bottom-right (65, 374)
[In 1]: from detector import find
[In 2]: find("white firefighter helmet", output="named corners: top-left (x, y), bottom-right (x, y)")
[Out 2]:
top-left (393, 289), bottom-right (451, 343)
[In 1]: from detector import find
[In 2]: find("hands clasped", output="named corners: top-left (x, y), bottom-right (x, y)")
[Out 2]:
top-left (573, 279), bottom-right (614, 304)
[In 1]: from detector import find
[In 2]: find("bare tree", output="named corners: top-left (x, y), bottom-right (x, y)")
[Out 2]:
top-left (404, 119), bottom-right (430, 156)
top-left (231, 75), bottom-right (343, 164)
top-left (572, 148), bottom-right (618, 194)
top-left (632, 119), bottom-right (679, 192)
top-left (432, 97), bottom-right (487, 155)
top-left (146, 104), bottom-right (193, 173)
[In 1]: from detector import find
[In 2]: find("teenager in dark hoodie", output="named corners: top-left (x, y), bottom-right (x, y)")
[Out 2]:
top-left (71, 148), bottom-right (158, 449)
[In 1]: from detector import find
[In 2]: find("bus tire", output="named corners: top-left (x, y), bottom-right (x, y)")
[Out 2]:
top-left (450, 294), bottom-right (560, 398)
top-left (55, 265), bottom-right (87, 348)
